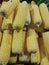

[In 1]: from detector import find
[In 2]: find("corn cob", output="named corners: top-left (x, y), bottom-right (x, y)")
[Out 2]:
top-left (39, 3), bottom-right (49, 29)
top-left (31, 50), bottom-right (40, 64)
top-left (0, 31), bottom-right (2, 46)
top-left (13, 1), bottom-right (28, 29)
top-left (2, 12), bottom-right (14, 29)
top-left (12, 30), bottom-right (25, 54)
top-left (9, 56), bottom-right (17, 64)
top-left (0, 0), bottom-right (19, 17)
top-left (26, 29), bottom-right (39, 53)
top-left (0, 30), bottom-right (12, 65)
top-left (39, 38), bottom-right (49, 65)
top-left (42, 32), bottom-right (49, 59)
top-left (30, 4), bottom-right (42, 27)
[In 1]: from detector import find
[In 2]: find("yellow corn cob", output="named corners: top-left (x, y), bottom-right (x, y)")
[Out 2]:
top-left (39, 3), bottom-right (49, 29)
top-left (42, 32), bottom-right (49, 58)
top-left (13, 1), bottom-right (28, 29)
top-left (30, 4), bottom-right (42, 27)
top-left (26, 29), bottom-right (39, 53)
top-left (0, 0), bottom-right (19, 17)
top-left (0, 30), bottom-right (12, 65)
top-left (12, 30), bottom-right (25, 54)
top-left (39, 38), bottom-right (49, 65)
top-left (31, 50), bottom-right (40, 64)
top-left (2, 12), bottom-right (14, 29)
top-left (9, 56), bottom-right (17, 63)
top-left (0, 32), bottom-right (2, 46)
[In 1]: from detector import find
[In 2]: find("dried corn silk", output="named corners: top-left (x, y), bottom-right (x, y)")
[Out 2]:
top-left (30, 4), bottom-right (42, 27)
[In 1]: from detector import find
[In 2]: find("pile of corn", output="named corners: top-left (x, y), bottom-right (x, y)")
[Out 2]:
top-left (0, 0), bottom-right (49, 65)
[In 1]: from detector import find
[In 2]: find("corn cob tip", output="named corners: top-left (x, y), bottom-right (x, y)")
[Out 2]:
top-left (22, 1), bottom-right (27, 4)
top-left (39, 3), bottom-right (47, 9)
top-left (31, 1), bottom-right (36, 5)
top-left (39, 3), bottom-right (46, 6)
